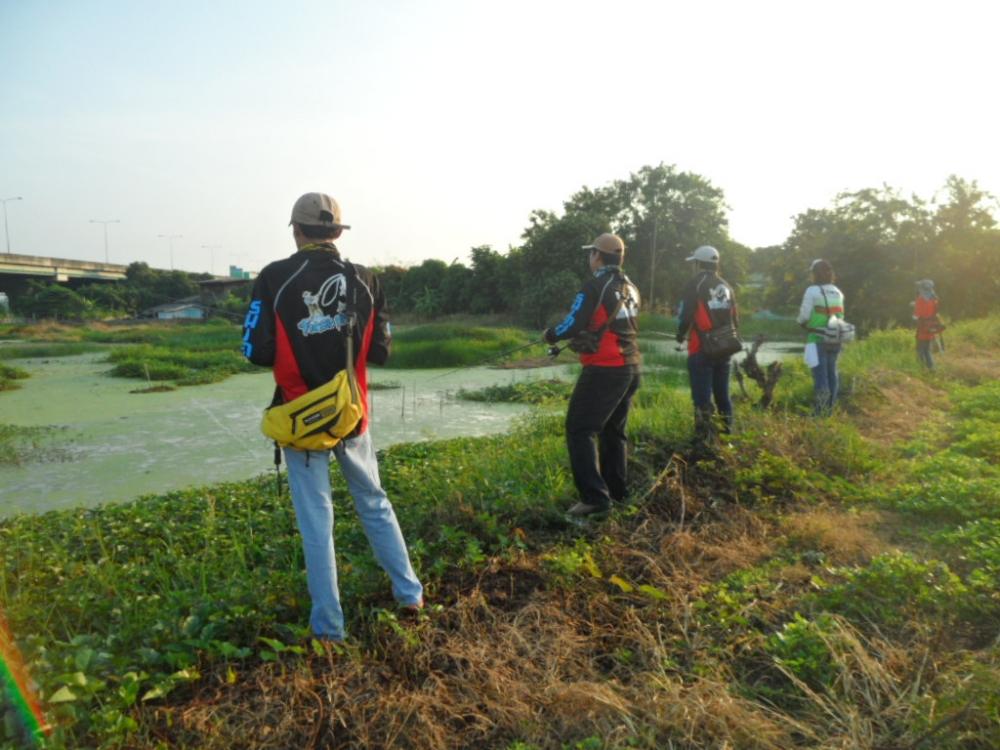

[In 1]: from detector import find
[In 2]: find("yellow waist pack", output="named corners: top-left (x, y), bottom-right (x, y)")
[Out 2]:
top-left (261, 369), bottom-right (363, 451)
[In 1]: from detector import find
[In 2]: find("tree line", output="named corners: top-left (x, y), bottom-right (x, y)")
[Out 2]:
top-left (376, 164), bottom-right (751, 327)
top-left (10, 263), bottom-right (212, 320)
top-left (7, 166), bottom-right (998, 328)
top-left (375, 166), bottom-right (998, 330)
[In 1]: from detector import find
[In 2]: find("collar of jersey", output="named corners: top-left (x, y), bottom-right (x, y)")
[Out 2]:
top-left (299, 242), bottom-right (338, 253)
top-left (594, 265), bottom-right (621, 277)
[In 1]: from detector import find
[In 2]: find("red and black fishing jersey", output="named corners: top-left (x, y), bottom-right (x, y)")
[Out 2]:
top-left (242, 243), bottom-right (390, 432)
top-left (676, 270), bottom-right (740, 355)
top-left (546, 267), bottom-right (641, 367)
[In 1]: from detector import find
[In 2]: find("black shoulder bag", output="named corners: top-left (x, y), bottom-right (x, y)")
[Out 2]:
top-left (695, 276), bottom-right (743, 360)
top-left (568, 283), bottom-right (628, 354)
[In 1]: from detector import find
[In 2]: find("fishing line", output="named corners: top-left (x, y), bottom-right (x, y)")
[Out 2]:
top-left (192, 398), bottom-right (259, 460)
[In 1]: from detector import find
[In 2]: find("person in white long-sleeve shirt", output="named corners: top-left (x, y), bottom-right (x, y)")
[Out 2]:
top-left (797, 259), bottom-right (845, 415)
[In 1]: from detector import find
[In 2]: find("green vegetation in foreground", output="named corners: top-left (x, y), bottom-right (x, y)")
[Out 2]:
top-left (1, 317), bottom-right (999, 749)
top-left (457, 378), bottom-right (572, 404)
top-left (386, 324), bottom-right (537, 368)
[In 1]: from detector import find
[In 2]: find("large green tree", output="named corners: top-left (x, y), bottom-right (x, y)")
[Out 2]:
top-left (768, 187), bottom-right (933, 327)
top-left (17, 281), bottom-right (95, 320)
top-left (766, 177), bottom-right (999, 328)
top-left (929, 176), bottom-right (1000, 320)
top-left (515, 209), bottom-right (609, 326)
top-left (125, 262), bottom-right (201, 312)
top-left (611, 163), bottom-right (735, 310)
top-left (514, 163), bottom-right (736, 324)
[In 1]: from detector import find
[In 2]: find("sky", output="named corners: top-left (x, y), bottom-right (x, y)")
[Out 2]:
top-left (2, 0), bottom-right (999, 275)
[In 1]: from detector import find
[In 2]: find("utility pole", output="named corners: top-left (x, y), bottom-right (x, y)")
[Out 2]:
top-left (1, 196), bottom-right (23, 254)
top-left (201, 244), bottom-right (222, 275)
top-left (158, 234), bottom-right (182, 270)
top-left (648, 195), bottom-right (657, 310)
top-left (89, 219), bottom-right (120, 263)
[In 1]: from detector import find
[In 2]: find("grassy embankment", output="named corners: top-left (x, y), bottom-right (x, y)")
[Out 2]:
top-left (0, 320), bottom-right (545, 385)
top-left (2, 317), bottom-right (999, 748)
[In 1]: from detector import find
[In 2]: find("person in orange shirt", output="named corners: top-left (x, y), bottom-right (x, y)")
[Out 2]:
top-left (913, 279), bottom-right (942, 370)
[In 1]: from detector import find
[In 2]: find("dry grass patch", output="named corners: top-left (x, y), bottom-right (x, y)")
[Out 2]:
top-left (137, 491), bottom-right (813, 750)
top-left (848, 368), bottom-right (948, 446)
top-left (139, 586), bottom-right (807, 750)
top-left (939, 355), bottom-right (1000, 385)
top-left (2, 321), bottom-right (84, 340)
top-left (780, 509), bottom-right (887, 566)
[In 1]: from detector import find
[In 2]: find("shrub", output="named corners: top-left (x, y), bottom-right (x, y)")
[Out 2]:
top-left (387, 325), bottom-right (533, 369)
top-left (458, 379), bottom-right (571, 404)
top-left (765, 612), bottom-right (841, 690)
top-left (816, 552), bottom-right (967, 629)
top-left (0, 362), bottom-right (29, 391)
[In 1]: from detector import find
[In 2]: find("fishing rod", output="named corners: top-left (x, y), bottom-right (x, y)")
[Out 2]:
top-left (643, 330), bottom-right (683, 339)
top-left (545, 328), bottom-right (690, 358)
top-left (635, 328), bottom-right (690, 353)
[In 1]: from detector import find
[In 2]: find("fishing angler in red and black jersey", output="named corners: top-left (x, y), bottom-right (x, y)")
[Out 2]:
top-left (676, 245), bottom-right (741, 443)
top-left (543, 233), bottom-right (641, 517)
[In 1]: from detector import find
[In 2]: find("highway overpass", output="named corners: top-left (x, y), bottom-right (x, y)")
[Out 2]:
top-left (0, 253), bottom-right (128, 282)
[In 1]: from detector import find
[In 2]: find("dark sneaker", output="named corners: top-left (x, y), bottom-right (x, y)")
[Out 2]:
top-left (567, 502), bottom-right (609, 517)
top-left (399, 599), bottom-right (424, 617)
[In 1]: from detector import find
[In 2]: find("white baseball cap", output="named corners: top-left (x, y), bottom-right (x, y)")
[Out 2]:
top-left (686, 245), bottom-right (719, 263)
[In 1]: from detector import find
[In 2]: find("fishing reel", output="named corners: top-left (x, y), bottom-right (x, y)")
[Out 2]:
top-left (547, 345), bottom-right (564, 358)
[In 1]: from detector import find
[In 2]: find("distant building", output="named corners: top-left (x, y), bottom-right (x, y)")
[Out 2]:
top-left (229, 265), bottom-right (256, 280)
top-left (143, 298), bottom-right (207, 320)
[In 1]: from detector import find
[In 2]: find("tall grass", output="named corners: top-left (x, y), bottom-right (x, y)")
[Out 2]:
top-left (0, 342), bottom-right (105, 360)
top-left (0, 362), bottom-right (29, 391)
top-left (80, 320), bottom-right (241, 351)
top-left (106, 344), bottom-right (254, 383)
top-left (387, 325), bottom-right (538, 368)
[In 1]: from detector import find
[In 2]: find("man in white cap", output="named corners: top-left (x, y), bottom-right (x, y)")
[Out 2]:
top-left (242, 192), bottom-right (423, 641)
top-left (676, 245), bottom-right (740, 443)
top-left (543, 233), bottom-right (642, 516)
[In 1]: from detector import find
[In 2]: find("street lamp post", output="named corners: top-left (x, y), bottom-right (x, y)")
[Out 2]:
top-left (200, 245), bottom-right (222, 275)
top-left (1, 196), bottom-right (23, 254)
top-left (89, 219), bottom-right (120, 263)
top-left (157, 234), bottom-right (183, 270)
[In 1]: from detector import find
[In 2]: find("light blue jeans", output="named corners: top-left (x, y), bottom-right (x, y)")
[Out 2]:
top-left (284, 430), bottom-right (423, 640)
top-left (810, 343), bottom-right (841, 415)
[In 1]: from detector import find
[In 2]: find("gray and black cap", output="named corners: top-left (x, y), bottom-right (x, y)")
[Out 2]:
top-left (289, 192), bottom-right (351, 229)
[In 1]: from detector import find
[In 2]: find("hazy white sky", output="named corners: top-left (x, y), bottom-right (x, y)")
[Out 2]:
top-left (2, 0), bottom-right (998, 274)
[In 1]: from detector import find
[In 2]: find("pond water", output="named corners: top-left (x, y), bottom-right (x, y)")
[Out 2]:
top-left (0, 353), bottom-right (571, 516)
top-left (1, 339), bottom-right (801, 517)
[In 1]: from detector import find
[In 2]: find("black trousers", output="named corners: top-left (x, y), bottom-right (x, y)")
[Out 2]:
top-left (565, 365), bottom-right (641, 509)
